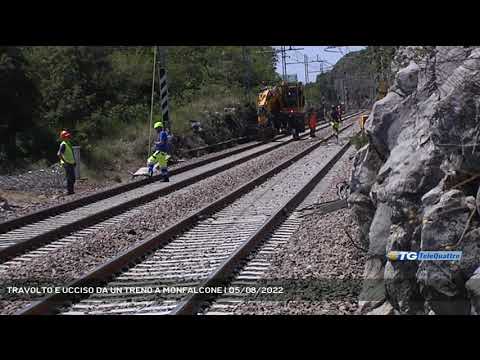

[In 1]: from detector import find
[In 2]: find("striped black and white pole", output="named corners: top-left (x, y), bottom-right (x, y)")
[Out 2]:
top-left (158, 68), bottom-right (169, 130)
top-left (157, 47), bottom-right (170, 131)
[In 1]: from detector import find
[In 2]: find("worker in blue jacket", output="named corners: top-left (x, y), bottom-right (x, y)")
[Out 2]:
top-left (147, 121), bottom-right (170, 181)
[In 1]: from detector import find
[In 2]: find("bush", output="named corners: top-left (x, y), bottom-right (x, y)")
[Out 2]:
top-left (169, 84), bottom-right (251, 143)
top-left (84, 143), bottom-right (114, 170)
top-left (3, 46), bottom-right (279, 178)
top-left (350, 133), bottom-right (369, 150)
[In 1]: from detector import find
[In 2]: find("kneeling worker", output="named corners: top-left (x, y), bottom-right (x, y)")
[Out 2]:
top-left (147, 121), bottom-right (170, 181)
top-left (147, 150), bottom-right (171, 181)
top-left (57, 130), bottom-right (76, 195)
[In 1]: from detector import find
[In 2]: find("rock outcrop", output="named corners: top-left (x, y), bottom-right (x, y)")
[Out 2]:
top-left (349, 46), bottom-right (480, 315)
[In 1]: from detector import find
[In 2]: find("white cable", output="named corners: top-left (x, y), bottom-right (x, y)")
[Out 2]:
top-left (148, 46), bottom-right (157, 158)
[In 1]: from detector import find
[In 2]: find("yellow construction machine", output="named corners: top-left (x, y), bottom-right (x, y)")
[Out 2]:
top-left (256, 81), bottom-right (306, 141)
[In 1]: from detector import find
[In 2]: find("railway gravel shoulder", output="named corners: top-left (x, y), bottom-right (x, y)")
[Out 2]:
top-left (0, 114), bottom-right (360, 227)
top-left (0, 125), bottom-right (350, 315)
top-left (203, 145), bottom-right (367, 315)
top-left (58, 129), bottom-right (356, 315)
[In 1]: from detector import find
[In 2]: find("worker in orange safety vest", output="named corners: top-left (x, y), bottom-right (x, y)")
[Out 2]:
top-left (308, 108), bottom-right (318, 138)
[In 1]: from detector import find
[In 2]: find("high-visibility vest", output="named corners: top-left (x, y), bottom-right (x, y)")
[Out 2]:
top-left (148, 151), bottom-right (170, 168)
top-left (330, 121), bottom-right (340, 131)
top-left (60, 141), bottom-right (75, 165)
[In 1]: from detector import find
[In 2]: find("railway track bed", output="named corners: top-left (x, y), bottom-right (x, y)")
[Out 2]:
top-left (0, 112), bottom-right (364, 269)
top-left (204, 147), bottom-right (363, 315)
top-left (9, 120), bottom-right (360, 315)
top-left (0, 111), bottom-right (364, 235)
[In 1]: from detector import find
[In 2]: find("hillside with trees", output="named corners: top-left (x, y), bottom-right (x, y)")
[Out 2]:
top-left (0, 46), bottom-right (278, 177)
top-left (306, 46), bottom-right (397, 110)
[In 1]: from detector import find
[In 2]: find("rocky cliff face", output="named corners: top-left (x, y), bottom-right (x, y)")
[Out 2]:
top-left (349, 46), bottom-right (480, 315)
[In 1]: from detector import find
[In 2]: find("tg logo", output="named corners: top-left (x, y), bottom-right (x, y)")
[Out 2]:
top-left (386, 251), bottom-right (417, 261)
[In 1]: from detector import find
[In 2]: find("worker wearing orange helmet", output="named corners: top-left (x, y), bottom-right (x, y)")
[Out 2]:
top-left (57, 130), bottom-right (76, 195)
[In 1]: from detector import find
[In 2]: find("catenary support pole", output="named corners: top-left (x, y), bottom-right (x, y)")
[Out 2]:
top-left (148, 46), bottom-right (157, 157)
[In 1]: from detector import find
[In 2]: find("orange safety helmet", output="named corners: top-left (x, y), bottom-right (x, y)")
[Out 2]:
top-left (60, 130), bottom-right (72, 140)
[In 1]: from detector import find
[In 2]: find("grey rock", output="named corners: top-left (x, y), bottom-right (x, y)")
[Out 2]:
top-left (380, 197), bottom-right (423, 317)
top-left (391, 46), bottom-right (430, 75)
top-left (349, 144), bottom-right (383, 196)
top-left (368, 203), bottom-right (392, 257)
top-left (371, 143), bottom-right (443, 204)
top-left (466, 267), bottom-right (480, 315)
top-left (348, 192), bottom-right (375, 248)
top-left (458, 228), bottom-right (480, 280)
top-left (349, 193), bottom-right (375, 248)
top-left (349, 143), bottom-right (384, 247)
top-left (0, 198), bottom-right (10, 211)
top-left (421, 190), bottom-right (469, 250)
top-left (434, 47), bottom-right (472, 88)
top-left (366, 301), bottom-right (395, 315)
top-left (421, 185), bottom-right (444, 207)
top-left (431, 48), bottom-right (480, 175)
top-left (477, 186), bottom-right (480, 216)
top-left (358, 257), bottom-right (386, 314)
top-left (365, 91), bottom-right (404, 159)
top-left (394, 62), bottom-right (420, 96)
top-left (417, 190), bottom-right (477, 314)
top-left (417, 261), bottom-right (470, 314)
top-left (387, 222), bottom-right (421, 254)
top-left (384, 255), bottom-right (424, 314)
top-left (465, 196), bottom-right (476, 211)
top-left (354, 46), bottom-right (480, 315)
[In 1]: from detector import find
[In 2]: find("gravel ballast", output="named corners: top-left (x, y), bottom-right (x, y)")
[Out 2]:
top-left (0, 127), bottom-right (343, 315)
top-left (0, 120), bottom-right (344, 223)
top-left (59, 136), bottom-right (349, 315)
top-left (0, 138), bottom-right (275, 223)
top-left (232, 145), bottom-right (368, 315)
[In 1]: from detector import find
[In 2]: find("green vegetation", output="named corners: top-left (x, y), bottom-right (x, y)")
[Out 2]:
top-left (0, 46), bottom-right (278, 177)
top-left (350, 132), bottom-right (369, 150)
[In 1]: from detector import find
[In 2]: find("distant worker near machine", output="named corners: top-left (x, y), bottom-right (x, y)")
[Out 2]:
top-left (260, 80), bottom-right (269, 91)
top-left (147, 121), bottom-right (170, 181)
top-left (360, 114), bottom-right (368, 133)
top-left (330, 105), bottom-right (341, 144)
top-left (308, 108), bottom-right (318, 138)
top-left (191, 120), bottom-right (202, 134)
top-left (337, 104), bottom-right (343, 121)
top-left (57, 130), bottom-right (76, 195)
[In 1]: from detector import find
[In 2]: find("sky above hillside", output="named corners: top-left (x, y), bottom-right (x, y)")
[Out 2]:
top-left (274, 46), bottom-right (366, 83)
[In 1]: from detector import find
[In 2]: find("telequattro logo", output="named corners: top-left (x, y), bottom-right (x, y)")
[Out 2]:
top-left (386, 251), bottom-right (462, 261)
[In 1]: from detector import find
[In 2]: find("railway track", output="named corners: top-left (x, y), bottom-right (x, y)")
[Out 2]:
top-left (201, 216), bottom-right (302, 315)
top-left (0, 111), bottom-right (364, 265)
top-left (203, 178), bottom-right (350, 315)
top-left (14, 118), bottom-right (361, 315)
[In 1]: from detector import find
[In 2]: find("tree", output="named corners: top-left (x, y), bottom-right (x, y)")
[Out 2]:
top-left (306, 47), bottom-right (398, 109)
top-left (0, 47), bottom-right (39, 162)
top-left (2, 46), bottom-right (279, 170)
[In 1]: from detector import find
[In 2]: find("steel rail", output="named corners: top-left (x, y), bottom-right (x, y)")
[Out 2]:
top-left (0, 112), bottom-right (364, 264)
top-left (0, 110), bottom-right (362, 236)
top-left (171, 138), bottom-right (353, 315)
top-left (16, 117), bottom-right (361, 315)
